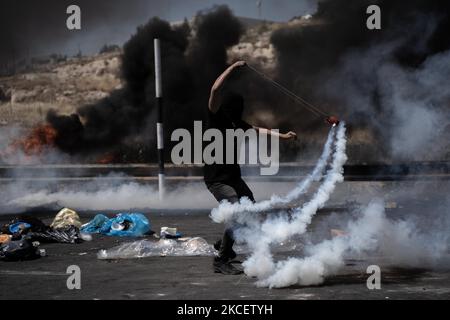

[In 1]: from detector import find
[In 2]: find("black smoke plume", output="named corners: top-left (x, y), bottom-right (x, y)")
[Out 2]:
top-left (47, 6), bottom-right (243, 161)
top-left (269, 0), bottom-right (450, 161)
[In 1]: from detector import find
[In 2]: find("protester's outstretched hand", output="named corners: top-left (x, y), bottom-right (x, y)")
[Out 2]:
top-left (282, 131), bottom-right (297, 140)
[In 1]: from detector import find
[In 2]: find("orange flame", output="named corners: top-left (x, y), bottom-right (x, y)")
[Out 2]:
top-left (96, 152), bottom-right (116, 164)
top-left (7, 124), bottom-right (58, 158)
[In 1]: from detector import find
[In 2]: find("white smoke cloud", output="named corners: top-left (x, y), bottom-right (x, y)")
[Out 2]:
top-left (207, 123), bottom-right (349, 282)
top-left (258, 198), bottom-right (450, 288)
top-left (384, 51), bottom-right (450, 159)
top-left (209, 121), bottom-right (449, 288)
top-left (257, 200), bottom-right (384, 287)
top-left (210, 124), bottom-right (337, 223)
top-left (3, 177), bottom-right (217, 211)
top-left (322, 38), bottom-right (450, 161)
top-left (238, 122), bottom-right (347, 280)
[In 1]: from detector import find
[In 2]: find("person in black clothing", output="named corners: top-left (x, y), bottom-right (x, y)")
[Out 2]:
top-left (205, 61), bottom-right (297, 275)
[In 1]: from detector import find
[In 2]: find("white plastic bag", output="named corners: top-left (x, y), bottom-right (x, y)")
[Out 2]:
top-left (97, 237), bottom-right (216, 260)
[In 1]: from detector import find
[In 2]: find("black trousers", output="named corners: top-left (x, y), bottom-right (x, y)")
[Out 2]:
top-left (206, 178), bottom-right (255, 260)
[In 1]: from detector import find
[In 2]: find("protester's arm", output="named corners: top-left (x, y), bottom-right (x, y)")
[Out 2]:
top-left (208, 61), bottom-right (246, 113)
top-left (254, 127), bottom-right (297, 140)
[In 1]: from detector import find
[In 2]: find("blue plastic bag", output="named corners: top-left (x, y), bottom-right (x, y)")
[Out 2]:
top-left (81, 213), bottom-right (151, 237)
top-left (9, 222), bottom-right (31, 234)
top-left (80, 214), bottom-right (109, 233)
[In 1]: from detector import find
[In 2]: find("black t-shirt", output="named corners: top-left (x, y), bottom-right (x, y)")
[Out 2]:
top-left (203, 107), bottom-right (252, 183)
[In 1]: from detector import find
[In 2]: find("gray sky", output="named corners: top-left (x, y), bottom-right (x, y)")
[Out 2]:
top-left (77, 0), bottom-right (317, 56)
top-left (0, 0), bottom-right (317, 60)
top-left (161, 0), bottom-right (317, 22)
top-left (65, 0), bottom-right (318, 57)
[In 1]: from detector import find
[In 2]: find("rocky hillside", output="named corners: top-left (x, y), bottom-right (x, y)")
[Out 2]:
top-left (228, 15), bottom-right (318, 72)
top-left (0, 51), bottom-right (121, 127)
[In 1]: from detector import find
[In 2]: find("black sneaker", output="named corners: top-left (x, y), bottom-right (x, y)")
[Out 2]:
top-left (213, 258), bottom-right (244, 275)
top-left (213, 240), bottom-right (237, 261)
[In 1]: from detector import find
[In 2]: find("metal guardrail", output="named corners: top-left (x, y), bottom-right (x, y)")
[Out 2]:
top-left (0, 162), bottom-right (449, 181)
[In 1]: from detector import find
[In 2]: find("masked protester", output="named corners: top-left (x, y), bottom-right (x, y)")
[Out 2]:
top-left (205, 61), bottom-right (297, 274)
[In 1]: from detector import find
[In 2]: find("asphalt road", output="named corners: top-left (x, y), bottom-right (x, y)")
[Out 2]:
top-left (1, 209), bottom-right (450, 300)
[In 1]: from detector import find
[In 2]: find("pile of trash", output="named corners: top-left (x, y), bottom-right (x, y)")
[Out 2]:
top-left (0, 208), bottom-right (86, 261)
top-left (1, 208), bottom-right (217, 262)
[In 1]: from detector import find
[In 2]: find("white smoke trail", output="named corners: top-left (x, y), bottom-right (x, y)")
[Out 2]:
top-left (257, 199), bottom-right (450, 288)
top-left (210, 126), bottom-right (336, 223)
top-left (256, 122), bottom-right (347, 241)
top-left (238, 123), bottom-right (347, 279)
top-left (257, 200), bottom-right (384, 288)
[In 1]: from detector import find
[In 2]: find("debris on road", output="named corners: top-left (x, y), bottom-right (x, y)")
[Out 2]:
top-left (0, 212), bottom-right (85, 246)
top-left (0, 236), bottom-right (41, 261)
top-left (0, 234), bottom-right (12, 244)
top-left (28, 225), bottom-right (84, 244)
top-left (8, 222), bottom-right (31, 234)
top-left (97, 237), bottom-right (216, 259)
top-left (81, 213), bottom-right (151, 237)
top-left (160, 226), bottom-right (182, 239)
top-left (50, 207), bottom-right (82, 229)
